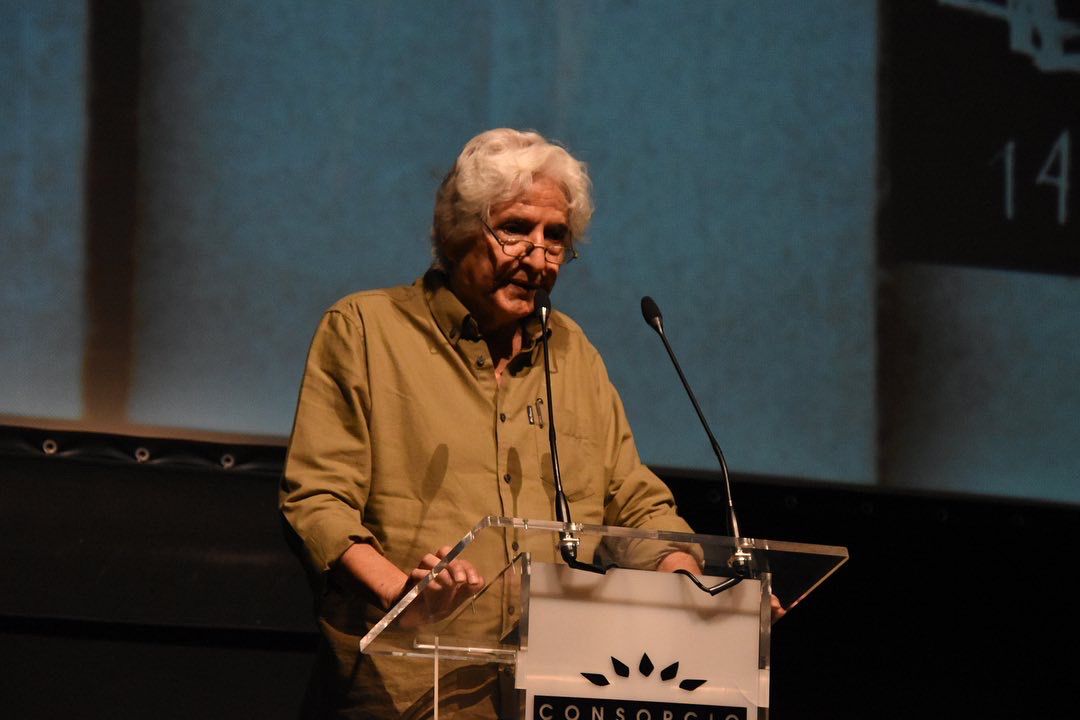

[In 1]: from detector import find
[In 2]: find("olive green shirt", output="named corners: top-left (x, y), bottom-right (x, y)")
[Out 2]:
top-left (280, 270), bottom-right (695, 717)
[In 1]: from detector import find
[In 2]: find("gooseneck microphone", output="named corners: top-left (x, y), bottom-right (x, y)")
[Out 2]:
top-left (534, 290), bottom-right (579, 564)
top-left (534, 290), bottom-right (607, 575)
top-left (641, 295), bottom-right (751, 577)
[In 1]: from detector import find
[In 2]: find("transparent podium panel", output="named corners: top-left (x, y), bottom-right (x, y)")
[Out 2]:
top-left (359, 516), bottom-right (848, 667)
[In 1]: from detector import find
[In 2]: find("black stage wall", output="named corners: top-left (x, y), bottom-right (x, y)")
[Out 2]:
top-left (1, 425), bottom-right (1076, 719)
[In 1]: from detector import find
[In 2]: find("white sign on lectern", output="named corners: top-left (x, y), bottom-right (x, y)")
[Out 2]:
top-left (519, 561), bottom-right (766, 719)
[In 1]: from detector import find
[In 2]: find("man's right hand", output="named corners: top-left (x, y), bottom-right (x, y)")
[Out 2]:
top-left (396, 545), bottom-right (485, 628)
top-left (335, 542), bottom-right (484, 628)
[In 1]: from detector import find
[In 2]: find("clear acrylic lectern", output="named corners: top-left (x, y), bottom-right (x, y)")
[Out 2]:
top-left (360, 516), bottom-right (847, 719)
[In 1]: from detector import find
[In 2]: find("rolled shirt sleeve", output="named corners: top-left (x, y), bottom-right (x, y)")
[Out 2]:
top-left (588, 348), bottom-right (702, 570)
top-left (279, 308), bottom-right (379, 577)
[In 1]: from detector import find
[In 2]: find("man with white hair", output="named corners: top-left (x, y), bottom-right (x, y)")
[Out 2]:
top-left (280, 128), bottom-right (700, 718)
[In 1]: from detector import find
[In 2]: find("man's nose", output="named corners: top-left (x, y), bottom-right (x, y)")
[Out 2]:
top-left (520, 240), bottom-right (549, 269)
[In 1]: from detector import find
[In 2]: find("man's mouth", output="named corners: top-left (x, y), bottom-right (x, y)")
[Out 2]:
top-left (504, 278), bottom-right (539, 292)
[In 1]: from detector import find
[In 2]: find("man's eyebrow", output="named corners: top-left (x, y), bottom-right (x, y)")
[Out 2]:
top-left (498, 217), bottom-right (567, 228)
top-left (496, 218), bottom-right (570, 237)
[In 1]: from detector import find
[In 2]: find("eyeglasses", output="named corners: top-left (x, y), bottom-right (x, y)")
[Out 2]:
top-left (480, 217), bottom-right (579, 265)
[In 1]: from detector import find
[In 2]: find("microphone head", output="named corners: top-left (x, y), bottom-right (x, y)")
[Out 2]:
top-left (640, 295), bottom-right (663, 333)
top-left (534, 288), bottom-right (551, 323)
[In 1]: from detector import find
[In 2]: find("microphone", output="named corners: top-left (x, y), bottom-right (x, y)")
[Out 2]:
top-left (640, 295), bottom-right (751, 576)
top-left (533, 289), bottom-right (595, 571)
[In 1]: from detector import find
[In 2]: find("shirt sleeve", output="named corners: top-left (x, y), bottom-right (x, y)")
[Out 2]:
top-left (592, 350), bottom-right (703, 569)
top-left (279, 307), bottom-right (380, 579)
top-left (574, 341), bottom-right (708, 569)
top-left (600, 373), bottom-right (695, 533)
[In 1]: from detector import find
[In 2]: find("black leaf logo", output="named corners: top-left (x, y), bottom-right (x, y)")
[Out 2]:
top-left (581, 653), bottom-right (706, 691)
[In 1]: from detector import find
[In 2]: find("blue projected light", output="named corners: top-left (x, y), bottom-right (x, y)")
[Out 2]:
top-left (125, 2), bottom-right (877, 484)
top-left (4, 2), bottom-right (1079, 505)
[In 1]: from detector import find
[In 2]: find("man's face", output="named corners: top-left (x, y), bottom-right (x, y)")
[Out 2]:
top-left (449, 176), bottom-right (570, 336)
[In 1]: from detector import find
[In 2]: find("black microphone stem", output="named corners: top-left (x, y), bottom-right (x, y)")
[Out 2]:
top-left (642, 296), bottom-right (750, 577)
top-left (540, 316), bottom-right (573, 530)
top-left (535, 292), bottom-right (581, 566)
top-left (653, 327), bottom-right (741, 541)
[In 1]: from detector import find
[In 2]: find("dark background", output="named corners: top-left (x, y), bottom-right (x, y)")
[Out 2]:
top-left (2, 425), bottom-right (1076, 719)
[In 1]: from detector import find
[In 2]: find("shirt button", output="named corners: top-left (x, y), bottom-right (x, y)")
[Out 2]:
top-left (499, 412), bottom-right (507, 422)
top-left (476, 356), bottom-right (486, 367)
top-left (507, 606), bottom-right (516, 615)
top-left (511, 541), bottom-right (520, 551)
top-left (503, 473), bottom-right (511, 484)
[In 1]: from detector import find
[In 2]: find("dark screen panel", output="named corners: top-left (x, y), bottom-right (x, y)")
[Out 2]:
top-left (881, 0), bottom-right (1080, 275)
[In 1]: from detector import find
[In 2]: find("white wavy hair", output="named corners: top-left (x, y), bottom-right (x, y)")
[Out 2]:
top-left (431, 128), bottom-right (594, 270)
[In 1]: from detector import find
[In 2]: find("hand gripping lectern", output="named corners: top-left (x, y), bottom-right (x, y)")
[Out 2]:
top-left (360, 516), bottom-right (847, 719)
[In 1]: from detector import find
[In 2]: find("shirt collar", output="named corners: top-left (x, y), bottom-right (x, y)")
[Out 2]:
top-left (423, 269), bottom-right (480, 345)
top-left (520, 314), bottom-right (546, 360)
top-left (422, 268), bottom-right (548, 367)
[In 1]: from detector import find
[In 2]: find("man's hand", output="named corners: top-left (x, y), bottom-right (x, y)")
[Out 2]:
top-left (334, 543), bottom-right (485, 628)
top-left (656, 550), bottom-right (701, 574)
top-left (768, 593), bottom-right (786, 623)
top-left (398, 545), bottom-right (485, 627)
top-left (657, 550), bottom-right (787, 624)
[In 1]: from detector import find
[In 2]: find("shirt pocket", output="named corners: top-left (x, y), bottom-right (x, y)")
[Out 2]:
top-left (532, 403), bottom-right (602, 508)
